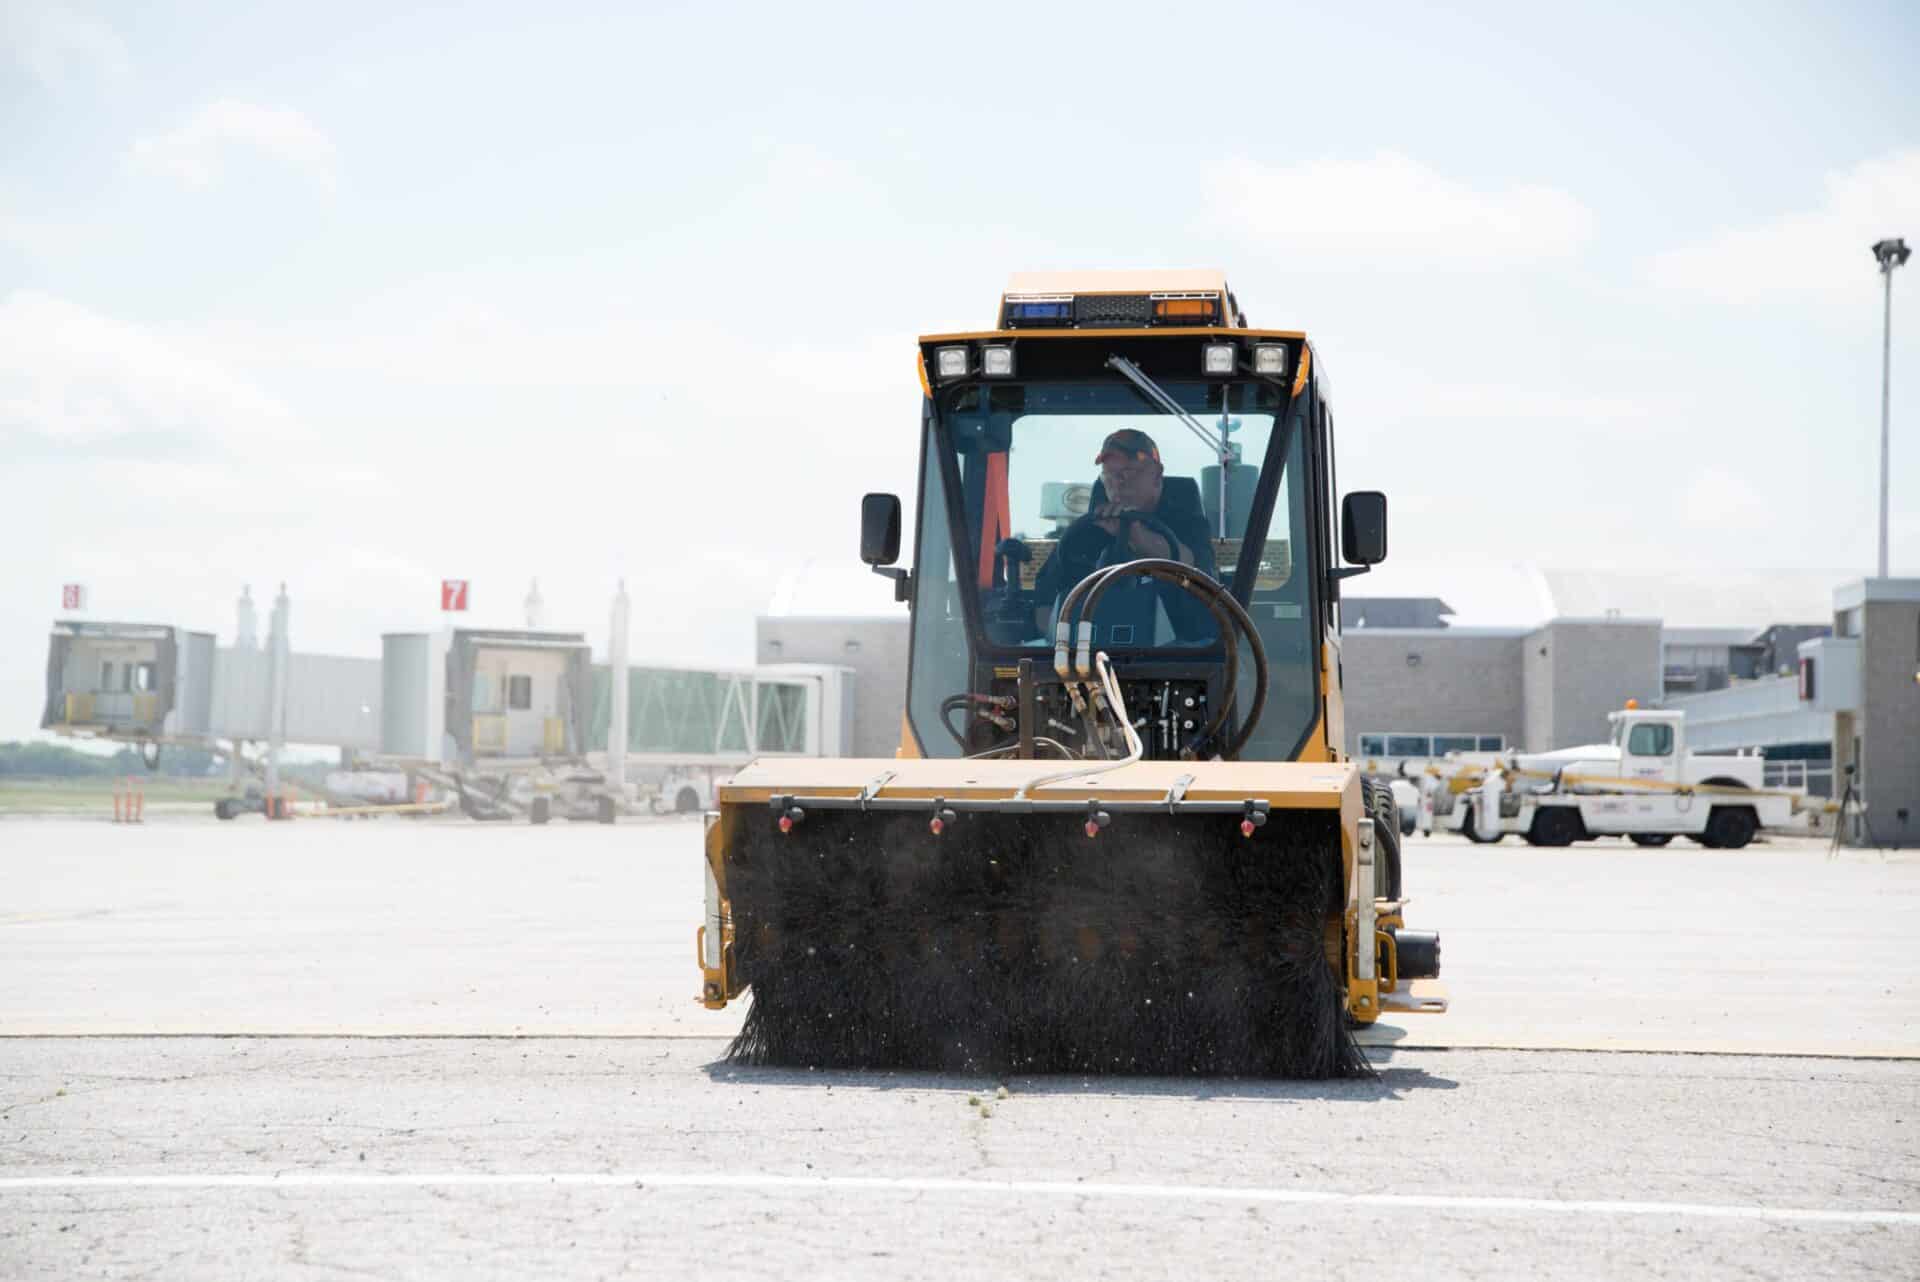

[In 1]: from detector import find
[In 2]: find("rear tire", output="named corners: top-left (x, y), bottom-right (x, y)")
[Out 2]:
top-left (1629, 833), bottom-right (1673, 847)
top-left (530, 796), bottom-right (552, 826)
top-left (1704, 806), bottom-right (1757, 850)
top-left (1528, 806), bottom-right (1585, 848)
top-left (675, 786), bottom-right (701, 814)
top-left (1362, 778), bottom-right (1405, 900)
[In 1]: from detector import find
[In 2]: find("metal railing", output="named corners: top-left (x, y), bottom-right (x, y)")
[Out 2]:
top-left (1763, 760), bottom-right (1834, 798)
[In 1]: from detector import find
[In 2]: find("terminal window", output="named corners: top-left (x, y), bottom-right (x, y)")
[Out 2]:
top-left (507, 675), bottom-right (532, 711)
top-left (1360, 732), bottom-right (1505, 757)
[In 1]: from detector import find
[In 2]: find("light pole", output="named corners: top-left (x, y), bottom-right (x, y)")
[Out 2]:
top-left (1873, 238), bottom-right (1910, 579)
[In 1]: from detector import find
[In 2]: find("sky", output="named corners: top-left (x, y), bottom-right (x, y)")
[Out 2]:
top-left (3, 0), bottom-right (1918, 739)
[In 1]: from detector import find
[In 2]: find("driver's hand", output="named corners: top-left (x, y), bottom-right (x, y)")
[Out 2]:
top-left (1125, 521), bottom-right (1172, 559)
top-left (1092, 501), bottom-right (1126, 536)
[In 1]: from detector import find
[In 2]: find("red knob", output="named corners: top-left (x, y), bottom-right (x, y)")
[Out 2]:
top-left (929, 817), bottom-right (944, 836)
top-left (777, 814), bottom-right (794, 834)
top-left (1240, 819), bottom-right (1256, 838)
top-left (1084, 820), bottom-right (1100, 839)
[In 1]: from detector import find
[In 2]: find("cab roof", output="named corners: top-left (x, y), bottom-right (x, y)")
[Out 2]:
top-left (955, 268), bottom-right (1255, 334)
top-left (1003, 268), bottom-right (1229, 297)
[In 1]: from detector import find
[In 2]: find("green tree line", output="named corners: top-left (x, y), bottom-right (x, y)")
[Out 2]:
top-left (0, 741), bottom-right (222, 778)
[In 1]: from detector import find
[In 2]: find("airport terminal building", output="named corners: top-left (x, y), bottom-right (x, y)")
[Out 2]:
top-left (758, 564), bottom-right (1920, 848)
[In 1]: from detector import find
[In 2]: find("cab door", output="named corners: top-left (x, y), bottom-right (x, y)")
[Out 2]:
top-left (1621, 719), bottom-right (1678, 783)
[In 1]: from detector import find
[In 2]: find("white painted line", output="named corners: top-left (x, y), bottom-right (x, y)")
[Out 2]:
top-left (3, 1172), bottom-right (1915, 1225)
top-left (1353, 1029), bottom-right (1920, 1060)
top-left (1, 1030), bottom-right (1914, 1060)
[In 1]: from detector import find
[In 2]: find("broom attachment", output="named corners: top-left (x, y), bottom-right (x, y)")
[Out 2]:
top-left (723, 804), bottom-right (1369, 1079)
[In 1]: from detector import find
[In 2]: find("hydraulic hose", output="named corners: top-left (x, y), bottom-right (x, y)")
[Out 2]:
top-left (1069, 560), bottom-right (1242, 755)
top-left (1089, 560), bottom-right (1266, 759)
top-left (1059, 557), bottom-right (1269, 759)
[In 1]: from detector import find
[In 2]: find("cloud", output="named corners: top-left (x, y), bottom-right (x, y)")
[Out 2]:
top-left (1679, 467), bottom-right (1770, 528)
top-left (1208, 151), bottom-right (1594, 266)
top-left (1645, 149), bottom-right (1920, 304)
top-left (3, 1), bottom-right (130, 88)
top-left (0, 290), bottom-right (301, 450)
top-left (129, 100), bottom-right (337, 191)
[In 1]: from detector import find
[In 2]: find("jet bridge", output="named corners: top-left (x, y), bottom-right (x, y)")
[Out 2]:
top-left (41, 621), bottom-right (217, 753)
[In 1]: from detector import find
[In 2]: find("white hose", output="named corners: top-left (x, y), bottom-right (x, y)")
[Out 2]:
top-left (1012, 651), bottom-right (1142, 800)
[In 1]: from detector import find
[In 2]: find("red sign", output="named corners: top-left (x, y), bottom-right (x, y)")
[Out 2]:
top-left (441, 580), bottom-right (469, 612)
top-left (61, 584), bottom-right (86, 611)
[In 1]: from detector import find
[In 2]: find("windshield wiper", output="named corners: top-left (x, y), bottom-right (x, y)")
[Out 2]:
top-left (1105, 355), bottom-right (1228, 456)
top-left (1105, 355), bottom-right (1241, 537)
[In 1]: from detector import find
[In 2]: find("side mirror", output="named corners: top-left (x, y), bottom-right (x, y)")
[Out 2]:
top-left (861, 493), bottom-right (902, 566)
top-left (1341, 491), bottom-right (1388, 566)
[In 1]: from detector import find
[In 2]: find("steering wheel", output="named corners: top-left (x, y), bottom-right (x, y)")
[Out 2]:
top-left (1043, 513), bottom-right (1190, 646)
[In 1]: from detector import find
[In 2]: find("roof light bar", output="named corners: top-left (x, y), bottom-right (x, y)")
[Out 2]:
top-left (1151, 295), bottom-right (1219, 325)
top-left (1002, 295), bottom-right (1073, 328)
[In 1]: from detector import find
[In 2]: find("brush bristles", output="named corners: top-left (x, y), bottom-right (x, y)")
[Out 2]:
top-left (724, 810), bottom-right (1370, 1079)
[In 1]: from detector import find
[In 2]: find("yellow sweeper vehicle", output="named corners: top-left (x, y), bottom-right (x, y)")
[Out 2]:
top-left (699, 270), bottom-right (1446, 1078)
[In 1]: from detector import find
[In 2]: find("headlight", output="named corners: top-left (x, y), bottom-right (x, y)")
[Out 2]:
top-left (1202, 342), bottom-right (1237, 375)
top-left (934, 346), bottom-right (969, 380)
top-left (1253, 344), bottom-right (1289, 376)
top-left (981, 345), bottom-right (1015, 377)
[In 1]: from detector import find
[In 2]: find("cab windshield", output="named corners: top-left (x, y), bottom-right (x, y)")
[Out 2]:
top-left (908, 375), bottom-right (1319, 759)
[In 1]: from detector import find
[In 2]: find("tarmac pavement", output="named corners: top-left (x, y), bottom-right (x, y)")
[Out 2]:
top-left (3, 814), bottom-right (1916, 1278)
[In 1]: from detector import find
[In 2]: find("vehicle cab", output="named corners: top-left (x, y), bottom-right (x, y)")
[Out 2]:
top-left (860, 270), bottom-right (1387, 765)
top-left (1611, 708), bottom-right (1687, 784)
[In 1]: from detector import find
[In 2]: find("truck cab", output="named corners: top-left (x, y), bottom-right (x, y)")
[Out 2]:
top-left (1603, 708), bottom-right (1764, 791)
top-left (862, 270), bottom-right (1384, 766)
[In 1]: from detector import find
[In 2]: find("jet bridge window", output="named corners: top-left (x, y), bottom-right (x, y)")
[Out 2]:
top-left (1626, 723), bottom-right (1674, 756)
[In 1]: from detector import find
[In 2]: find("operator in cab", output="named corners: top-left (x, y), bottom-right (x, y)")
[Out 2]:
top-left (1031, 428), bottom-right (1219, 643)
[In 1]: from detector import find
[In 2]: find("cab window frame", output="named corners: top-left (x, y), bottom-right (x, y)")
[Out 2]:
top-left (1626, 722), bottom-right (1674, 756)
top-left (902, 368), bottom-right (1326, 760)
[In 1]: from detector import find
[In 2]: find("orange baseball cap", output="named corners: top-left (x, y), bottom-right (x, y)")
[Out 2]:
top-left (1094, 428), bottom-right (1159, 465)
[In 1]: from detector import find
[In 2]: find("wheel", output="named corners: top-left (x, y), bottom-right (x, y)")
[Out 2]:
top-left (1704, 806), bottom-right (1757, 850)
top-left (1400, 812), bottom-right (1416, 838)
top-left (1362, 778), bottom-right (1405, 900)
top-left (674, 787), bottom-right (700, 814)
top-left (597, 795), bottom-right (617, 825)
top-left (529, 796), bottom-right (552, 826)
top-left (1459, 804), bottom-right (1505, 844)
top-left (1629, 833), bottom-right (1673, 847)
top-left (1528, 806), bottom-right (1585, 848)
top-left (214, 798), bottom-right (236, 821)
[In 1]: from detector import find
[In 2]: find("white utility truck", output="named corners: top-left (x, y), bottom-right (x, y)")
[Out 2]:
top-left (1428, 706), bottom-right (1815, 848)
